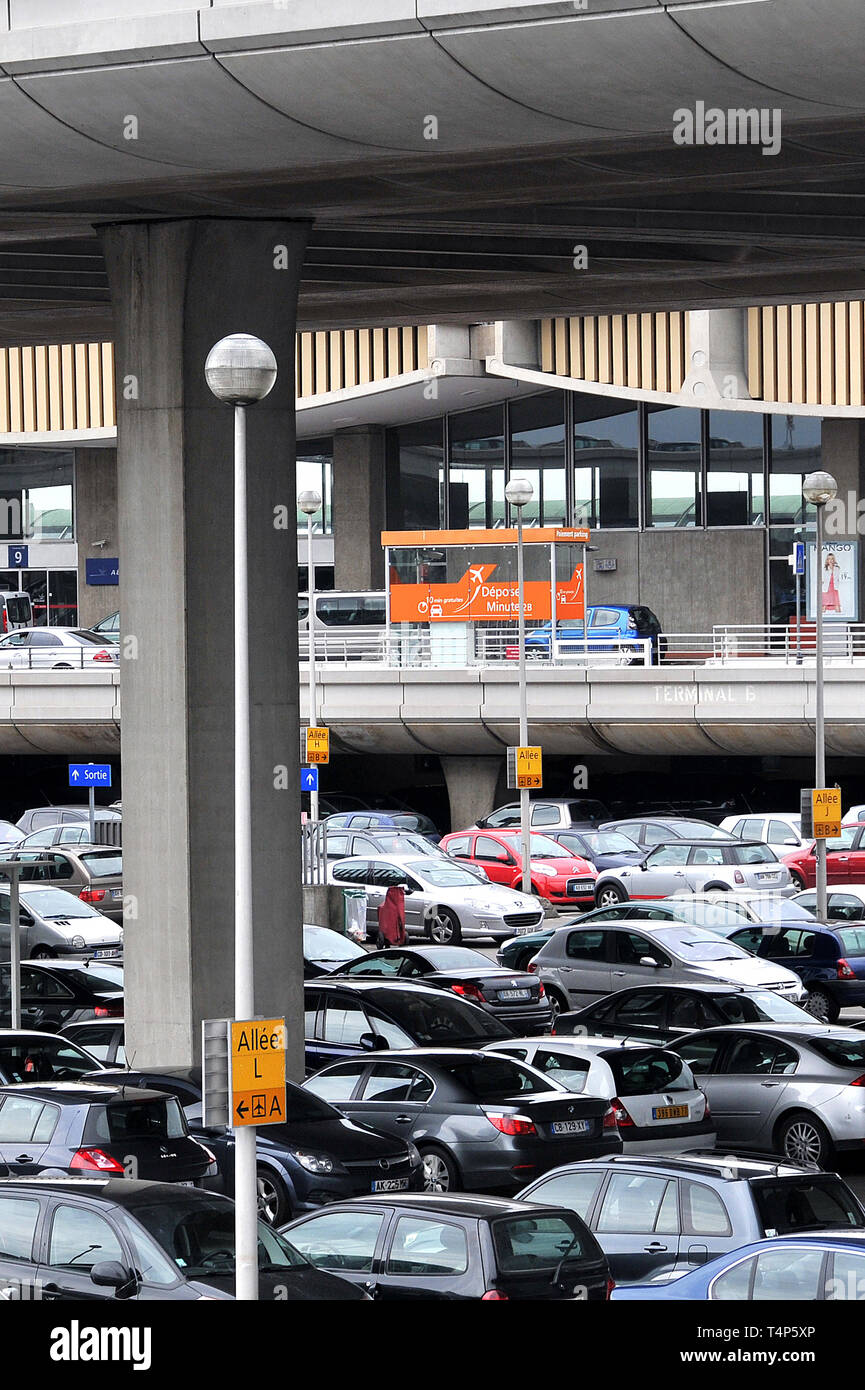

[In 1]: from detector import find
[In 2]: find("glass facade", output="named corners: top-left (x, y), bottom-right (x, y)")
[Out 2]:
top-left (0, 568), bottom-right (77, 625)
top-left (707, 411), bottom-right (766, 527)
top-left (0, 449), bottom-right (73, 540)
top-left (573, 399), bottom-right (640, 528)
top-left (296, 440), bottom-right (333, 534)
top-left (646, 406), bottom-right (703, 527)
top-left (448, 405), bottom-right (505, 528)
top-left (394, 418), bottom-right (444, 530)
top-left (509, 394), bottom-right (566, 526)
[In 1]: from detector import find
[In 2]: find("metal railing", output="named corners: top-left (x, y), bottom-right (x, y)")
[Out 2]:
top-left (0, 648), bottom-right (118, 670)
top-left (301, 820), bottom-right (328, 885)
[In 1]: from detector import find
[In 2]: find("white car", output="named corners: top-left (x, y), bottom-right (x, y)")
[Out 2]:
top-left (0, 885), bottom-right (122, 959)
top-left (720, 813), bottom-right (805, 852)
top-left (484, 1035), bottom-right (715, 1153)
top-left (794, 884), bottom-right (865, 923)
top-left (660, 891), bottom-right (817, 932)
top-left (593, 840), bottom-right (792, 908)
top-left (0, 627), bottom-right (118, 669)
top-left (843, 804), bottom-right (865, 825)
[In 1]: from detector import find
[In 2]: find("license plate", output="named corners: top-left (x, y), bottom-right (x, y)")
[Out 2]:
top-left (371, 1177), bottom-right (409, 1193)
top-left (551, 1119), bottom-right (590, 1135)
top-left (568, 881), bottom-right (594, 893)
top-left (178, 1180), bottom-right (195, 1188)
top-left (757, 872), bottom-right (779, 881)
top-left (515, 926), bottom-right (538, 936)
top-left (93, 948), bottom-right (121, 959)
top-left (111, 889), bottom-right (123, 899)
top-left (652, 1104), bottom-right (689, 1120)
top-left (499, 988), bottom-right (530, 1001)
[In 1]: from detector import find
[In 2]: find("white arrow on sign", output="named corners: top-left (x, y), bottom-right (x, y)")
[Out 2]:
top-left (70, 769), bottom-right (80, 781)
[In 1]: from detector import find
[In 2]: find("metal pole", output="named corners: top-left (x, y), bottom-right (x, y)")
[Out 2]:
top-left (88, 784), bottom-right (95, 844)
top-left (516, 514), bottom-right (531, 894)
top-left (549, 540), bottom-right (557, 663)
top-left (815, 505), bottom-right (828, 921)
top-left (307, 510), bottom-right (319, 825)
top-left (795, 549), bottom-right (802, 665)
top-left (233, 403), bottom-right (258, 1303)
top-left (582, 540), bottom-right (589, 662)
top-left (9, 869), bottom-right (20, 1031)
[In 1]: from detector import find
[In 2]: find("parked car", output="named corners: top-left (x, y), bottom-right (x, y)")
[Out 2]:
top-left (283, 1193), bottom-right (613, 1300)
top-left (0, 1029), bottom-right (111, 1083)
top-left (517, 1152), bottom-right (865, 1283)
top-left (599, 817), bottom-right (736, 847)
top-left (661, 890), bottom-right (817, 932)
top-left (613, 1232), bottom-right (865, 1301)
top-left (0, 822), bottom-right (22, 848)
top-left (474, 798), bottom-right (611, 832)
top-left (544, 828), bottom-right (644, 872)
top-left (17, 824), bottom-right (96, 849)
top-left (322, 826), bottom-right (488, 881)
top-left (303, 1048), bottom-right (620, 1192)
top-left (303, 979), bottom-right (514, 1074)
top-left (5, 846), bottom-right (123, 923)
top-left (496, 926), bottom-right (559, 972)
top-left (0, 1080), bottom-right (215, 1181)
top-left (328, 855), bottom-right (544, 944)
top-left (86, 610), bottom-right (119, 643)
top-left (0, 627), bottom-right (118, 669)
top-left (334, 944), bottom-right (553, 1034)
top-left (843, 803), bottom-right (865, 825)
top-left (529, 919), bottom-right (805, 1017)
top-left (440, 829), bottom-right (597, 907)
top-left (716, 920), bottom-right (865, 1023)
top-left (782, 823), bottom-right (865, 888)
top-left (91, 1066), bottom-right (424, 1226)
top-left (593, 839), bottom-right (792, 907)
top-left (555, 981), bottom-right (820, 1045)
top-left (794, 884), bottom-right (865, 922)
top-left (484, 1037), bottom-right (715, 1154)
top-left (61, 1017), bottom-right (126, 1064)
top-left (524, 603), bottom-right (664, 664)
top-left (0, 959), bottom-right (123, 1031)
top-left (675, 1024), bottom-right (865, 1164)
top-left (302, 923), bottom-right (368, 978)
top-left (719, 812), bottom-right (806, 852)
top-left (0, 883), bottom-right (122, 959)
top-left (325, 810), bottom-right (440, 843)
top-left (16, 805), bottom-right (121, 836)
top-left (0, 1178), bottom-right (365, 1300)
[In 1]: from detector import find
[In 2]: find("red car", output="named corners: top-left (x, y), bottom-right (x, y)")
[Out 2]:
top-left (782, 822), bottom-right (865, 889)
top-left (440, 828), bottom-right (597, 905)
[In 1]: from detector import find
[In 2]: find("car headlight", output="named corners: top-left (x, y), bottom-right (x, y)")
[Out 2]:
top-left (532, 865), bottom-right (557, 877)
top-left (406, 1142), bottom-right (422, 1167)
top-left (71, 935), bottom-right (86, 949)
top-left (294, 1150), bottom-right (342, 1175)
top-left (480, 901), bottom-right (508, 915)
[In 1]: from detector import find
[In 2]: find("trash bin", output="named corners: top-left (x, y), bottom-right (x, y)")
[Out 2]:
top-left (343, 888), bottom-right (368, 942)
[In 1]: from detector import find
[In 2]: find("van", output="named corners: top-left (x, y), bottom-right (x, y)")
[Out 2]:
top-left (299, 590), bottom-right (386, 660)
top-left (0, 591), bottom-right (32, 632)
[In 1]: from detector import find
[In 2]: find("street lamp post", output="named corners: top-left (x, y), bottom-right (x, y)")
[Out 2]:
top-left (505, 477), bottom-right (534, 894)
top-left (802, 470), bottom-right (838, 922)
top-left (205, 332), bottom-right (278, 1303)
top-left (298, 489), bottom-right (322, 824)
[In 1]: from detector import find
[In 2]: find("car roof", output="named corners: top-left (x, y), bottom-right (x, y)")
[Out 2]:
top-left (307, 1192), bottom-right (561, 1219)
top-left (533, 1153), bottom-right (817, 1181)
top-left (0, 1028), bottom-right (79, 1041)
top-left (569, 980), bottom-right (785, 1000)
top-left (0, 1081), bottom-right (172, 1103)
top-left (90, 1065), bottom-right (200, 1085)
top-left (306, 978), bottom-right (451, 1000)
top-left (0, 1177), bottom-right (228, 1207)
top-left (62, 1016), bottom-right (126, 1029)
top-left (488, 1035), bottom-right (655, 1055)
top-left (681, 1022), bottom-right (865, 1042)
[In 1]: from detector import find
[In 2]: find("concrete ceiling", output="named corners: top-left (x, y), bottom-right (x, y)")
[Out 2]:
top-left (0, 2), bottom-right (863, 340)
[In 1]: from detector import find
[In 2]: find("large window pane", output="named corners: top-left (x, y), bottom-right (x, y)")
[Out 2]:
top-left (48, 571), bottom-right (77, 627)
top-left (509, 393), bottom-right (566, 526)
top-left (769, 415), bottom-right (820, 525)
top-left (707, 411), bottom-right (765, 526)
top-left (573, 397), bottom-right (639, 528)
top-left (647, 406), bottom-right (702, 527)
top-left (296, 440), bottom-right (333, 534)
top-left (394, 418), bottom-right (444, 529)
top-left (448, 405), bottom-right (505, 528)
top-left (0, 450), bottom-right (73, 541)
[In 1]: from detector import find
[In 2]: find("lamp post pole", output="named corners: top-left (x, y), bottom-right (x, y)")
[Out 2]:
top-left (803, 471), bottom-right (838, 922)
top-left (205, 333), bottom-right (278, 1303)
top-left (299, 490), bottom-right (323, 824)
top-left (505, 478), bottom-right (534, 894)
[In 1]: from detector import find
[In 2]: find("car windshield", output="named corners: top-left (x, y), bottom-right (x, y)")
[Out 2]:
top-left (14, 889), bottom-right (100, 919)
top-left (808, 1038), bottom-right (865, 1070)
top-left (282, 1081), bottom-right (341, 1124)
top-left (747, 899), bottom-right (814, 922)
top-left (583, 832), bottom-right (640, 853)
top-left (406, 860), bottom-right (481, 888)
top-left (131, 1195), bottom-right (308, 1278)
top-left (51, 964), bottom-right (124, 990)
top-left (440, 1057), bottom-right (552, 1100)
top-left (670, 821), bottom-right (735, 839)
top-left (493, 1213), bottom-right (596, 1272)
top-left (302, 926), bottom-right (366, 964)
top-left (366, 990), bottom-right (511, 1043)
top-left (416, 947), bottom-right (493, 970)
top-left (84, 1096), bottom-right (187, 1142)
top-left (837, 927), bottom-right (865, 956)
top-left (751, 1179), bottom-right (865, 1236)
top-left (78, 853), bottom-right (122, 878)
top-left (525, 835), bottom-right (571, 859)
top-left (390, 815), bottom-right (430, 832)
top-left (653, 928), bottom-right (750, 962)
top-left (371, 833), bottom-right (435, 855)
top-left (0, 1039), bottom-right (99, 1081)
top-left (710, 991), bottom-right (815, 1024)
top-left (601, 1048), bottom-right (692, 1096)
top-left (730, 844), bottom-right (778, 865)
top-left (670, 901), bottom-right (751, 929)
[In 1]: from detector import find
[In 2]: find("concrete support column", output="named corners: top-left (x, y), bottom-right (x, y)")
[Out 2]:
top-left (101, 218), bottom-right (310, 1076)
top-left (331, 426), bottom-right (388, 590)
top-left (681, 308), bottom-right (750, 400)
top-left (442, 756), bottom-right (502, 832)
top-left (75, 448), bottom-right (118, 629)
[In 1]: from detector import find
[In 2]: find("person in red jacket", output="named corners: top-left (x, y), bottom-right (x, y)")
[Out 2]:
top-left (376, 881), bottom-right (407, 949)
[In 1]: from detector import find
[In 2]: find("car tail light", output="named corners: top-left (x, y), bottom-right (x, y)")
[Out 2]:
top-left (537, 982), bottom-right (545, 997)
top-left (70, 1148), bottom-right (125, 1173)
top-left (526, 961), bottom-right (538, 973)
top-left (611, 1098), bottom-right (634, 1128)
top-left (481, 1290), bottom-right (509, 1300)
top-left (848, 1075), bottom-right (865, 1087)
top-left (450, 982), bottom-right (485, 1003)
top-left (92, 649), bottom-right (114, 662)
top-left (606, 1278), bottom-right (616, 1300)
top-left (702, 1095), bottom-right (711, 1119)
top-left (486, 1113), bottom-right (537, 1136)
top-left (79, 888), bottom-right (106, 903)
top-left (94, 1004), bottom-right (123, 1018)
top-left (602, 1106), bottom-right (619, 1131)
top-left (838, 959), bottom-right (856, 979)
top-left (733, 870), bottom-right (745, 884)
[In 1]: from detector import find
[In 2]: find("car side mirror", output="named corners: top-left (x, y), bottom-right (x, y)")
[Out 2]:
top-left (90, 1261), bottom-right (137, 1298)
top-left (640, 956), bottom-right (667, 968)
top-left (360, 1032), bottom-right (389, 1052)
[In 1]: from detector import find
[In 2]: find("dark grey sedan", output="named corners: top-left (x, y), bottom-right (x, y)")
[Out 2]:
top-left (303, 1048), bottom-right (621, 1194)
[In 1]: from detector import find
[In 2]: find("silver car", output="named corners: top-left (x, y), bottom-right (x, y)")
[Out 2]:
top-left (593, 839), bottom-right (792, 908)
top-left (328, 854), bottom-right (545, 943)
top-left (0, 885), bottom-right (122, 960)
top-left (675, 1023), bottom-right (865, 1167)
top-left (531, 919), bottom-right (804, 1017)
top-left (0, 627), bottom-right (119, 669)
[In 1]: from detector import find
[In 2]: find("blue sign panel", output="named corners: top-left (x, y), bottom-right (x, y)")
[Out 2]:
top-left (85, 557), bottom-right (119, 586)
top-left (301, 767), bottom-right (319, 792)
top-left (7, 545), bottom-right (27, 568)
top-left (69, 763), bottom-right (112, 788)
top-left (794, 541), bottom-right (805, 576)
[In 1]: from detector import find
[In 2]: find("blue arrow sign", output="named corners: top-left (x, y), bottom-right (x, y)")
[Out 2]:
top-left (794, 541), bottom-right (805, 576)
top-left (68, 763), bottom-right (112, 788)
top-left (301, 767), bottom-right (318, 792)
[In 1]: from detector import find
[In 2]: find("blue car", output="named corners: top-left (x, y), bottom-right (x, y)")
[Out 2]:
top-left (717, 920), bottom-right (865, 1024)
top-left (612, 1233), bottom-right (865, 1300)
top-left (525, 603), bottom-right (664, 664)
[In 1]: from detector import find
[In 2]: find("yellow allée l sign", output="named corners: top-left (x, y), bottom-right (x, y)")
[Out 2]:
top-left (812, 787), bottom-right (841, 839)
top-left (231, 1018), bottom-right (286, 1127)
top-left (517, 745), bottom-right (542, 789)
top-left (306, 726), bottom-right (330, 764)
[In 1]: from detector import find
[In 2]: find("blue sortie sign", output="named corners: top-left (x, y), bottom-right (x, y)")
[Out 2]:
top-left (68, 763), bottom-right (112, 788)
top-left (301, 768), bottom-right (319, 792)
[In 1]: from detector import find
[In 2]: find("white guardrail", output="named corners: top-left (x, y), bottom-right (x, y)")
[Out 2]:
top-left (298, 624), bottom-right (865, 669)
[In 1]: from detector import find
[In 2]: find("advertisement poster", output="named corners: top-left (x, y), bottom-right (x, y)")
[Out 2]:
top-left (389, 563), bottom-right (584, 623)
top-left (807, 540), bottom-right (858, 621)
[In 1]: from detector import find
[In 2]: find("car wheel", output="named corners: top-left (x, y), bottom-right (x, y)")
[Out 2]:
top-left (789, 870), bottom-right (806, 889)
top-left (776, 1112), bottom-right (833, 1168)
top-left (30, 946), bottom-right (55, 960)
top-left (256, 1167), bottom-right (290, 1226)
top-left (595, 884), bottom-right (627, 908)
top-left (545, 986), bottom-right (568, 1021)
top-left (804, 987), bottom-right (840, 1024)
top-left (52, 663), bottom-right (73, 669)
top-left (427, 908), bottom-right (461, 945)
top-left (418, 1145), bottom-right (459, 1194)
top-left (703, 883), bottom-right (730, 893)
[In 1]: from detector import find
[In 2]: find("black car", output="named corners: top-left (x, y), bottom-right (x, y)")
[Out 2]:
top-left (305, 1048), bottom-right (621, 1193)
top-left (0, 1029), bottom-right (111, 1083)
top-left (303, 978), bottom-right (513, 1073)
top-left (0, 959), bottom-right (123, 1032)
top-left (283, 1193), bottom-right (613, 1300)
top-left (302, 923), bottom-right (368, 978)
top-left (556, 981), bottom-right (818, 1044)
top-left (334, 944), bottom-right (553, 1033)
top-left (545, 829), bottom-right (645, 873)
top-left (0, 1081), bottom-right (215, 1182)
top-left (60, 1017), bottom-right (126, 1064)
top-left (92, 1066), bottom-right (423, 1226)
top-left (0, 1179), bottom-right (364, 1301)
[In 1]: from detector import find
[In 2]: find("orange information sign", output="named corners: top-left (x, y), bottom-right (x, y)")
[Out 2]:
top-left (390, 564), bottom-right (584, 624)
top-left (231, 1018), bottom-right (286, 1128)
